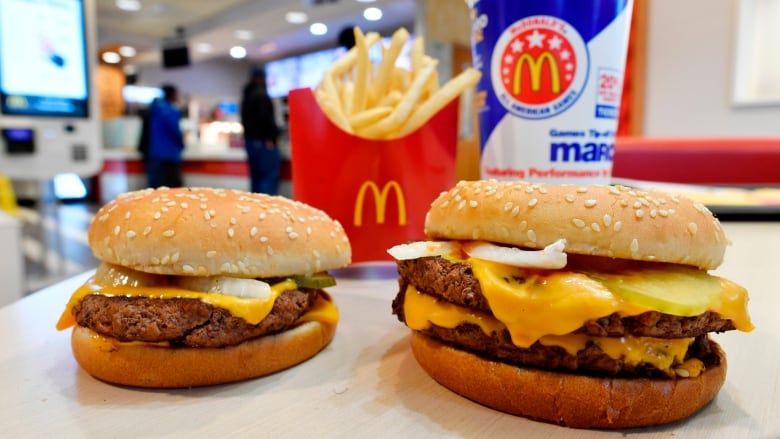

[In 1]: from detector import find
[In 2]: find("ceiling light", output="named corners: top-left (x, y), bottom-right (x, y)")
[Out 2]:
top-left (230, 46), bottom-right (247, 59)
top-left (195, 42), bottom-right (213, 53)
top-left (355, 0), bottom-right (377, 3)
top-left (310, 22), bottom-right (328, 36)
top-left (118, 45), bottom-right (136, 57)
top-left (234, 30), bottom-right (254, 41)
top-left (363, 7), bottom-right (382, 21)
top-left (285, 11), bottom-right (308, 24)
top-left (115, 0), bottom-right (141, 11)
top-left (101, 51), bottom-right (121, 64)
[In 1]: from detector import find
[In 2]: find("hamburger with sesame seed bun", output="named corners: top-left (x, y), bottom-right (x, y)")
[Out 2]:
top-left (388, 180), bottom-right (753, 429)
top-left (57, 187), bottom-right (351, 388)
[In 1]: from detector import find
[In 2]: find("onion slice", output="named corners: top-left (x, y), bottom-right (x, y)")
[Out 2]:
top-left (177, 276), bottom-right (272, 300)
top-left (387, 241), bottom-right (460, 260)
top-left (462, 239), bottom-right (568, 269)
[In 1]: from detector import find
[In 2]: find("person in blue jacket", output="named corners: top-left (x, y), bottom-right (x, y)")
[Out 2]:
top-left (146, 84), bottom-right (185, 188)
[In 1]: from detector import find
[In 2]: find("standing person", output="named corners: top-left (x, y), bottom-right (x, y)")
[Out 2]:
top-left (146, 84), bottom-right (185, 188)
top-left (241, 67), bottom-right (280, 195)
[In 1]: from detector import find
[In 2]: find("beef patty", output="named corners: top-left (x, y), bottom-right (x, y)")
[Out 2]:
top-left (72, 287), bottom-right (319, 348)
top-left (393, 257), bottom-right (735, 377)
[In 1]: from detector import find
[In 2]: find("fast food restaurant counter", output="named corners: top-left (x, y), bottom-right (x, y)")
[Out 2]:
top-left (0, 221), bottom-right (777, 438)
top-left (96, 146), bottom-right (293, 203)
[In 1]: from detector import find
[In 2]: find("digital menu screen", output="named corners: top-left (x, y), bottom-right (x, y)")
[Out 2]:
top-left (0, 0), bottom-right (90, 118)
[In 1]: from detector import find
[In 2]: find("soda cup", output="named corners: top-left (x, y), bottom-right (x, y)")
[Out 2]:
top-left (467, 0), bottom-right (633, 184)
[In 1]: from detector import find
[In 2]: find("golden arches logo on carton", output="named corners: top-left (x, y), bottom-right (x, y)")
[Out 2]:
top-left (513, 52), bottom-right (560, 96)
top-left (353, 180), bottom-right (407, 226)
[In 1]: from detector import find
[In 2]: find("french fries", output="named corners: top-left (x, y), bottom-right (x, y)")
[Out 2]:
top-left (315, 27), bottom-right (481, 140)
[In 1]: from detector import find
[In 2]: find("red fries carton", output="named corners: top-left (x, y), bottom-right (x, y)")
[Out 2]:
top-left (289, 88), bottom-right (458, 262)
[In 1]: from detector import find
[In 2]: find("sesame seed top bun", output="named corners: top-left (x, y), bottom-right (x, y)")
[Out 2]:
top-left (424, 180), bottom-right (728, 270)
top-left (89, 187), bottom-right (352, 277)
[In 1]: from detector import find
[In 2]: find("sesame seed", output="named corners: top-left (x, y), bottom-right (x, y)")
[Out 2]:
top-left (113, 226), bottom-right (120, 236)
top-left (125, 212), bottom-right (132, 220)
top-left (230, 217), bottom-right (237, 225)
top-left (619, 199), bottom-right (629, 207)
top-left (633, 201), bottom-right (642, 209)
top-left (228, 228), bottom-right (235, 238)
top-left (151, 257), bottom-right (160, 265)
top-left (659, 209), bottom-right (669, 217)
top-left (469, 200), bottom-right (478, 208)
top-left (614, 221), bottom-right (623, 232)
top-left (260, 236), bottom-right (269, 243)
top-left (126, 230), bottom-right (136, 238)
top-left (171, 252), bottom-right (180, 263)
top-left (603, 214), bottom-right (612, 226)
top-left (688, 222), bottom-right (698, 235)
top-left (307, 226), bottom-right (313, 236)
top-left (161, 254), bottom-right (171, 265)
top-left (250, 226), bottom-right (258, 237)
top-left (635, 209), bottom-right (645, 218)
top-left (565, 194), bottom-right (576, 203)
top-left (153, 212), bottom-right (161, 220)
top-left (289, 231), bottom-right (299, 239)
top-left (519, 220), bottom-right (528, 231)
top-left (267, 246), bottom-right (274, 255)
top-left (675, 368), bottom-right (690, 378)
top-left (527, 230), bottom-right (537, 242)
top-left (204, 212), bottom-right (211, 220)
top-left (457, 200), bottom-right (466, 210)
top-left (220, 262), bottom-right (232, 272)
top-left (180, 202), bottom-right (188, 209)
top-left (591, 223), bottom-right (601, 232)
top-left (511, 206), bottom-right (520, 217)
top-left (206, 250), bottom-right (217, 258)
top-left (650, 209), bottom-right (658, 218)
top-left (242, 206), bottom-right (251, 213)
top-left (528, 198), bottom-right (538, 207)
top-left (99, 214), bottom-right (109, 222)
top-left (143, 226), bottom-right (151, 236)
top-left (162, 229), bottom-right (175, 237)
top-left (576, 187), bottom-right (588, 193)
top-left (584, 199), bottom-right (597, 208)
top-left (572, 218), bottom-right (586, 228)
top-left (630, 238), bottom-right (639, 253)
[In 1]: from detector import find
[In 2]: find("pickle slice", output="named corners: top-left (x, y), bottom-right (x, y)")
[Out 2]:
top-left (293, 273), bottom-right (337, 289)
top-left (588, 266), bottom-right (721, 316)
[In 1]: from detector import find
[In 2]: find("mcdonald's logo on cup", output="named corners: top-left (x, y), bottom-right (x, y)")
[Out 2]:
top-left (353, 180), bottom-right (407, 227)
top-left (490, 15), bottom-right (589, 119)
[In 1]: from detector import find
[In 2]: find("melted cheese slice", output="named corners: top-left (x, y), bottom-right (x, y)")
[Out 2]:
top-left (56, 277), bottom-right (337, 331)
top-left (465, 257), bottom-right (753, 348)
top-left (403, 286), bottom-right (698, 376)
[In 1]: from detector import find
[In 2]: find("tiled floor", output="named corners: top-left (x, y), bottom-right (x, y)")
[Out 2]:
top-left (17, 201), bottom-right (100, 294)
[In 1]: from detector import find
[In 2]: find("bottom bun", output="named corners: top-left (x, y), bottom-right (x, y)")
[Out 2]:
top-left (71, 320), bottom-right (336, 388)
top-left (410, 333), bottom-right (727, 429)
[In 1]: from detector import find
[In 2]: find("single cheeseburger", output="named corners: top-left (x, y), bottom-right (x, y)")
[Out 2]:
top-left (57, 187), bottom-right (351, 388)
top-left (389, 180), bottom-right (753, 429)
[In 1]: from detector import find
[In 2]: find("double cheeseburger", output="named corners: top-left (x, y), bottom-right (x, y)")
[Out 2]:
top-left (389, 180), bottom-right (753, 429)
top-left (57, 187), bottom-right (351, 388)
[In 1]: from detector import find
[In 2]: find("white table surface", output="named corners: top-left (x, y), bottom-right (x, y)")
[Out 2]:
top-left (0, 222), bottom-right (777, 438)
